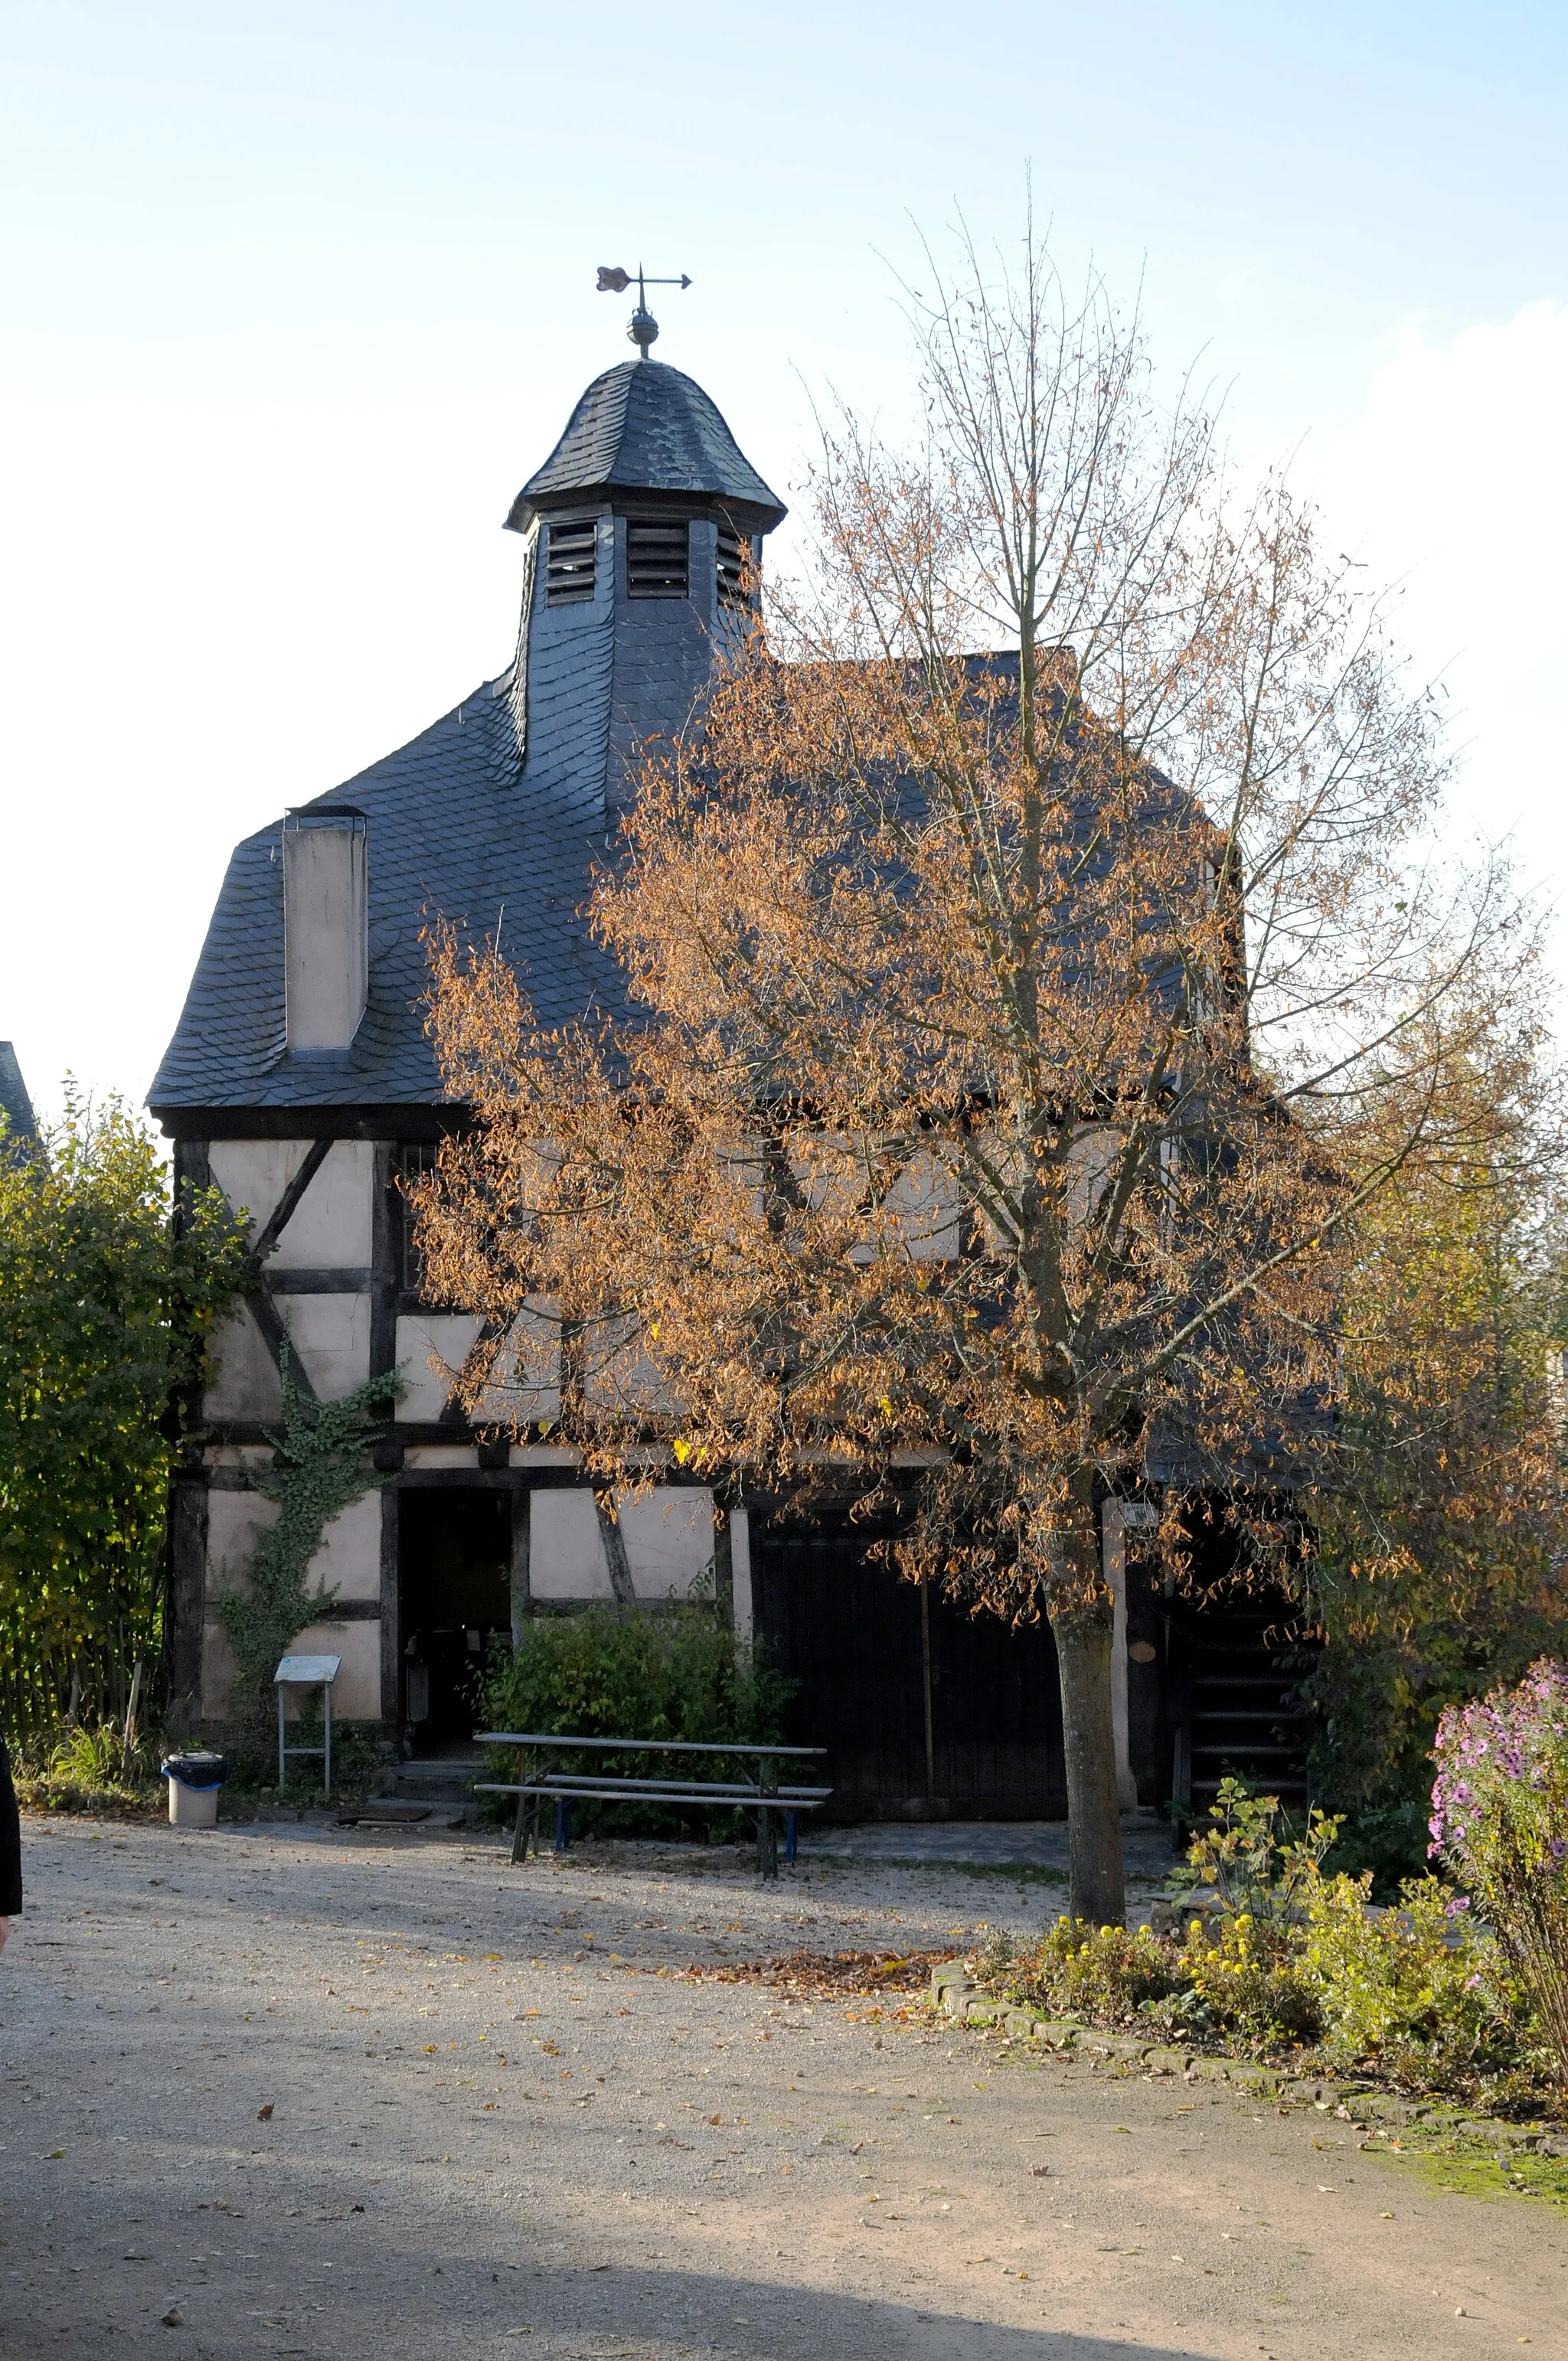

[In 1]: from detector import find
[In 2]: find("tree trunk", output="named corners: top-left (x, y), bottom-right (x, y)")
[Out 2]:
top-left (1050, 1598), bottom-right (1125, 1926)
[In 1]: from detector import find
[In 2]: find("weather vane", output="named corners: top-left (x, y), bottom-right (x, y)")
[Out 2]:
top-left (596, 263), bottom-right (692, 361)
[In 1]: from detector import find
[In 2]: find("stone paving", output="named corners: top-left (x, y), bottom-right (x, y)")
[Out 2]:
top-left (808, 1814), bottom-right (1176, 1882)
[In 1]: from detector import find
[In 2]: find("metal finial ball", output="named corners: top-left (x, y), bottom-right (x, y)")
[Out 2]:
top-left (628, 303), bottom-right (659, 354)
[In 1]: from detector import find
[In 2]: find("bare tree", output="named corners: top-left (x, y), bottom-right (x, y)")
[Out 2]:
top-left (412, 218), bottom-right (1533, 1924)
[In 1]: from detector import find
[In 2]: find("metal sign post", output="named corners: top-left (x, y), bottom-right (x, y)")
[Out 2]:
top-left (274, 1653), bottom-right (342, 1797)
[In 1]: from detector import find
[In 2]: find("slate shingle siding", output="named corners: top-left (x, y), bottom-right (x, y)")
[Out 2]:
top-left (508, 362), bottom-right (786, 530)
top-left (0, 1043), bottom-right (36, 1141)
top-left (147, 673), bottom-right (625, 1115)
top-left (149, 361), bottom-right (789, 1125)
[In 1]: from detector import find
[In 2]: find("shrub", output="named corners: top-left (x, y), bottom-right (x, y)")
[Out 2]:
top-left (1430, 1657), bottom-right (1568, 2082)
top-left (971, 1772), bottom-right (1556, 2105)
top-left (1302, 1870), bottom-right (1520, 2088)
top-left (0, 1089), bottom-right (248, 1742)
top-left (479, 1601), bottom-right (794, 1834)
top-left (47, 1719), bottom-right (155, 1791)
top-left (1001, 1919), bottom-right (1181, 2026)
top-left (1181, 1912), bottom-right (1322, 2044)
top-left (1171, 1775), bottom-right (1340, 1925)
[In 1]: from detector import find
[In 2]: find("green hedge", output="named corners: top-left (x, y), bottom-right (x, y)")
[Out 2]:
top-left (480, 1602), bottom-right (794, 1839)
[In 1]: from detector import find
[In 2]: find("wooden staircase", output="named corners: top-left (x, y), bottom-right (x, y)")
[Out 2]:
top-left (1170, 1601), bottom-right (1314, 1831)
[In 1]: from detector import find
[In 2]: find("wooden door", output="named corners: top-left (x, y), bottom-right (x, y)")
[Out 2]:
top-left (756, 1526), bottom-right (1066, 1820)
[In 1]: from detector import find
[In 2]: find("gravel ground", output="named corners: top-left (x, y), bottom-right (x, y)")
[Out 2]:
top-left (2, 1812), bottom-right (1564, 2360)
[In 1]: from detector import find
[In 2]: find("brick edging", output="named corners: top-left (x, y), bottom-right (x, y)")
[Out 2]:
top-left (929, 1967), bottom-right (1568, 2157)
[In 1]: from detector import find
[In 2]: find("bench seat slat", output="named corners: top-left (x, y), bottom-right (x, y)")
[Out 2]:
top-left (476, 1732), bottom-right (825, 1758)
top-left (529, 1774), bottom-right (831, 1798)
top-left (475, 1783), bottom-right (825, 1809)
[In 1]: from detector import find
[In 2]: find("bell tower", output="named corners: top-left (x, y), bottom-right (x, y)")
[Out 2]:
top-left (502, 280), bottom-right (786, 817)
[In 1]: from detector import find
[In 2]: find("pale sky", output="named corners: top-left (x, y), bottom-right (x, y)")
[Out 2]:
top-left (2, 0), bottom-right (1566, 1125)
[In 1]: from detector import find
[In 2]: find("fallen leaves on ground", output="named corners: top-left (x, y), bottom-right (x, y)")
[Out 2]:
top-left (678, 1948), bottom-right (959, 2004)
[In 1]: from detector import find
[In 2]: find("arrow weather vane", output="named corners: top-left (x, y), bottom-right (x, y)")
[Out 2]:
top-left (596, 263), bottom-right (692, 360)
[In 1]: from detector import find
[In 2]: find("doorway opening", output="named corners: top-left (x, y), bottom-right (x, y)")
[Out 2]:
top-left (397, 1488), bottom-right (511, 1752)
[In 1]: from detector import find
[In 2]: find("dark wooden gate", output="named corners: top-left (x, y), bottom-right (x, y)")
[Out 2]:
top-left (756, 1527), bottom-right (1067, 1821)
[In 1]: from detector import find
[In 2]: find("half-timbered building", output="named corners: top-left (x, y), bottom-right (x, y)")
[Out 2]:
top-left (151, 343), bottom-right (1307, 1821)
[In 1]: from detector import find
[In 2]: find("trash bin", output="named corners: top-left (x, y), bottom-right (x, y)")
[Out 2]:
top-left (161, 1752), bottom-right (228, 1829)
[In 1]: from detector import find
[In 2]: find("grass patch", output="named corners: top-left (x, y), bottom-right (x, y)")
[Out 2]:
top-left (1374, 2138), bottom-right (1568, 2211)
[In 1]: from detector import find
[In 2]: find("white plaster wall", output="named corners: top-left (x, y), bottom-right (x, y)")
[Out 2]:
top-left (730, 1505), bottom-right (753, 1651)
top-left (204, 1615), bottom-right (378, 1724)
top-left (201, 1488), bottom-right (378, 1719)
top-left (205, 1488), bottom-right (281, 1599)
top-left (268, 1141), bottom-right (374, 1269)
top-left (881, 1149), bottom-right (962, 1261)
top-left (528, 1488), bottom-right (614, 1599)
top-left (313, 1491), bottom-right (382, 1603)
top-left (284, 1620), bottom-right (380, 1720)
top-left (403, 1445), bottom-right (479, 1470)
top-left (207, 1484), bottom-right (375, 1602)
top-left (394, 1313), bottom-right (482, 1421)
top-left (476, 1298), bottom-right (562, 1423)
top-left (620, 1488), bottom-right (716, 1599)
top-left (209, 1139), bottom-right (373, 1267)
top-left (209, 1140), bottom-right (313, 1236)
top-left (200, 1615), bottom-right (240, 1723)
top-left (584, 1316), bottom-right (680, 1413)
top-left (202, 1302), bottom-right (283, 1422)
top-left (528, 1485), bottom-right (715, 1601)
top-left (277, 1292), bottom-right (371, 1399)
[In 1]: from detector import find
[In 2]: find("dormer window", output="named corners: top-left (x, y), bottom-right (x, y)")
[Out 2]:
top-left (717, 524), bottom-right (753, 611)
top-left (545, 518), bottom-right (597, 605)
top-left (627, 518), bottom-right (690, 599)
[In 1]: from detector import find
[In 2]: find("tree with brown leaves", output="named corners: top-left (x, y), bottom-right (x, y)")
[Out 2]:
top-left (1308, 1012), bottom-right (1568, 1875)
top-left (411, 223), bottom-right (1534, 1924)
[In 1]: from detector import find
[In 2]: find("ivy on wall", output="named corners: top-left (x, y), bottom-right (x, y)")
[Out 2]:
top-left (219, 1346), bottom-right (401, 1752)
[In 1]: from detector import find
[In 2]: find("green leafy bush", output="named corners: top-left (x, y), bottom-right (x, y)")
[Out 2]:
top-left (1302, 1870), bottom-right (1521, 2086)
top-left (479, 1601), bottom-right (794, 1835)
top-left (0, 1088), bottom-right (248, 1740)
top-left (1181, 1912), bottom-right (1322, 2044)
top-left (978, 1780), bottom-right (1547, 2106)
top-left (11, 1716), bottom-right (163, 1816)
top-left (47, 1719), bottom-right (151, 1790)
top-left (1171, 1775), bottom-right (1341, 1925)
top-left (999, 1919), bottom-right (1181, 2026)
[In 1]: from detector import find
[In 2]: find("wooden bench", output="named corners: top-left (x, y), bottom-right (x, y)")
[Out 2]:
top-left (474, 1732), bottom-right (831, 1880)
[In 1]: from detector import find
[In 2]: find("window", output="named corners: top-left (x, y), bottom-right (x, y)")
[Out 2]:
top-left (397, 1143), bottom-right (441, 1297)
top-left (716, 524), bottom-right (753, 611)
top-left (545, 518), bottom-right (597, 605)
top-left (627, 518), bottom-right (689, 599)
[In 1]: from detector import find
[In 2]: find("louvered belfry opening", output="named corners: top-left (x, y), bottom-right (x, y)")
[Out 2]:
top-left (716, 523), bottom-right (753, 611)
top-left (544, 517), bottom-right (597, 604)
top-left (627, 516), bottom-right (691, 599)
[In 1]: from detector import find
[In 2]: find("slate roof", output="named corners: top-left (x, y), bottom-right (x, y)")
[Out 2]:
top-left (0, 1042), bottom-right (36, 1141)
top-left (147, 669), bottom-right (630, 1116)
top-left (148, 638), bottom-right (1216, 1121)
top-left (505, 361), bottom-right (786, 533)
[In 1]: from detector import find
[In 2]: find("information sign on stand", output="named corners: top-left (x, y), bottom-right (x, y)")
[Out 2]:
top-left (274, 1654), bottom-right (342, 1798)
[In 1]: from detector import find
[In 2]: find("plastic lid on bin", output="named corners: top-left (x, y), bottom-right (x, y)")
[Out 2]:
top-left (160, 1752), bottom-right (229, 1788)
